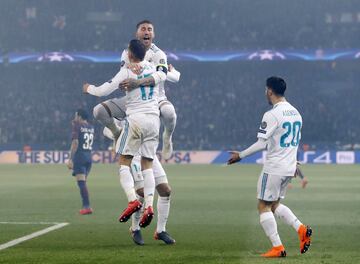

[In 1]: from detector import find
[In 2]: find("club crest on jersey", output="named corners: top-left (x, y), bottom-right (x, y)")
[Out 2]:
top-left (159, 59), bottom-right (165, 64)
top-left (260, 122), bottom-right (267, 129)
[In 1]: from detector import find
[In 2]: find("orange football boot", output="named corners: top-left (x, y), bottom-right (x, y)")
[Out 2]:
top-left (298, 224), bottom-right (312, 254)
top-left (261, 245), bottom-right (286, 258)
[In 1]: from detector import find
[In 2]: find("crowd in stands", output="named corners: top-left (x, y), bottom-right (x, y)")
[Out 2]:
top-left (0, 62), bottom-right (359, 150)
top-left (1, 1), bottom-right (359, 150)
top-left (1, 0), bottom-right (360, 53)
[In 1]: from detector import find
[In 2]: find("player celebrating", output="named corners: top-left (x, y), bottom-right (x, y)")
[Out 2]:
top-left (228, 77), bottom-right (312, 257)
top-left (93, 20), bottom-right (180, 159)
top-left (91, 20), bottom-right (177, 243)
top-left (84, 39), bottom-right (163, 228)
top-left (66, 109), bottom-right (94, 215)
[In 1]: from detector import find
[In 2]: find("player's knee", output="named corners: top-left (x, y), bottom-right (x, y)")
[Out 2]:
top-left (93, 103), bottom-right (112, 123)
top-left (157, 183), bottom-right (171, 197)
top-left (257, 200), bottom-right (272, 213)
top-left (161, 104), bottom-right (177, 124)
top-left (119, 155), bottom-right (133, 166)
top-left (93, 104), bottom-right (103, 120)
top-left (271, 200), bottom-right (281, 213)
top-left (76, 174), bottom-right (86, 181)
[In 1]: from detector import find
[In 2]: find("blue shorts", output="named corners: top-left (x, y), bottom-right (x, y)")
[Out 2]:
top-left (72, 155), bottom-right (92, 177)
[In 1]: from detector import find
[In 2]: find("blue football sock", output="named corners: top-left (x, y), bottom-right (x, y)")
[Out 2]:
top-left (77, 180), bottom-right (90, 208)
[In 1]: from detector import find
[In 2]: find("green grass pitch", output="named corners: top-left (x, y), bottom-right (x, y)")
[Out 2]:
top-left (0, 164), bottom-right (359, 264)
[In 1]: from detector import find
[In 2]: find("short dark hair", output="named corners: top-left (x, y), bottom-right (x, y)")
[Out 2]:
top-left (266, 76), bottom-right (286, 96)
top-left (128, 39), bottom-right (146, 61)
top-left (76, 109), bottom-right (89, 121)
top-left (136, 20), bottom-right (153, 29)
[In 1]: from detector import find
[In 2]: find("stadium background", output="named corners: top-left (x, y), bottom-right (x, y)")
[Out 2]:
top-left (1, 0), bottom-right (360, 158)
top-left (1, 1), bottom-right (360, 264)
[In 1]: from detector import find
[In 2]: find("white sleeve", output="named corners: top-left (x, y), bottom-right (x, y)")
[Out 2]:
top-left (151, 50), bottom-right (168, 84)
top-left (257, 111), bottom-right (278, 140)
top-left (120, 49), bottom-right (129, 64)
top-left (166, 67), bottom-right (181, 83)
top-left (87, 69), bottom-right (129, 97)
top-left (239, 138), bottom-right (267, 159)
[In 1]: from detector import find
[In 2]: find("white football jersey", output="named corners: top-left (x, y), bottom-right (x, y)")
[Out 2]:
top-left (124, 61), bottom-right (159, 116)
top-left (121, 43), bottom-right (168, 101)
top-left (257, 101), bottom-right (302, 176)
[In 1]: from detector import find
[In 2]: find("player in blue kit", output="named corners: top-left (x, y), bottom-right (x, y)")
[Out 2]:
top-left (66, 109), bottom-right (95, 215)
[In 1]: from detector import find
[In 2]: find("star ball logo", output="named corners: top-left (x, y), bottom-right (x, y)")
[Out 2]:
top-left (37, 52), bottom-right (74, 62)
top-left (248, 50), bottom-right (286, 60)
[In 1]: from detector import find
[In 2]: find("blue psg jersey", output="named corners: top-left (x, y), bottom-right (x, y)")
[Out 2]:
top-left (72, 121), bottom-right (94, 154)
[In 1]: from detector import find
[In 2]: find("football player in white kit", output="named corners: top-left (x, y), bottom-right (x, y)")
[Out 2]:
top-left (84, 39), bottom-right (162, 229)
top-left (93, 20), bottom-right (180, 160)
top-left (94, 20), bottom-right (177, 245)
top-left (228, 77), bottom-right (312, 258)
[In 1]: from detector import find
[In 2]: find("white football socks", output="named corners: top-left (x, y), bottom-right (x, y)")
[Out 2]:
top-left (131, 195), bottom-right (144, 231)
top-left (156, 196), bottom-right (170, 233)
top-left (119, 165), bottom-right (137, 202)
top-left (274, 204), bottom-right (302, 232)
top-left (260, 212), bottom-right (282, 247)
top-left (142, 168), bottom-right (155, 208)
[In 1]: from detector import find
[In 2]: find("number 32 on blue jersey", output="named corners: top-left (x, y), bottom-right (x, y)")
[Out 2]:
top-left (280, 121), bottom-right (301, 148)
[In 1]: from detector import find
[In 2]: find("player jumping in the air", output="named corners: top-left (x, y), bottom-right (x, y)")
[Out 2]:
top-left (228, 77), bottom-right (312, 257)
top-left (93, 20), bottom-right (180, 160)
top-left (67, 109), bottom-right (94, 215)
top-left (84, 39), bottom-right (163, 229)
top-left (91, 20), bottom-right (178, 245)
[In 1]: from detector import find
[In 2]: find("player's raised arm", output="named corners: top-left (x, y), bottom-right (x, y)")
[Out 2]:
top-left (166, 64), bottom-right (181, 83)
top-left (84, 68), bottom-right (129, 97)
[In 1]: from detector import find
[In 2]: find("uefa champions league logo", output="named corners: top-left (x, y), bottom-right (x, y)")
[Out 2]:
top-left (37, 52), bottom-right (74, 62)
top-left (248, 50), bottom-right (286, 60)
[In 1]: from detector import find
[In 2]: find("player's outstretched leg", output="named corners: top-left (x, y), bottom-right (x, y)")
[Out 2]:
top-left (160, 102), bottom-right (177, 160)
top-left (274, 204), bottom-right (312, 254)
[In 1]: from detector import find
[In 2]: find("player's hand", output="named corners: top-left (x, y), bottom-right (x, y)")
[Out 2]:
top-left (83, 83), bottom-right (91, 94)
top-left (119, 78), bottom-right (139, 91)
top-left (168, 64), bottom-right (174, 72)
top-left (227, 151), bottom-right (242, 165)
top-left (127, 63), bottom-right (143, 75)
top-left (67, 160), bottom-right (73, 170)
top-left (301, 177), bottom-right (309, 189)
